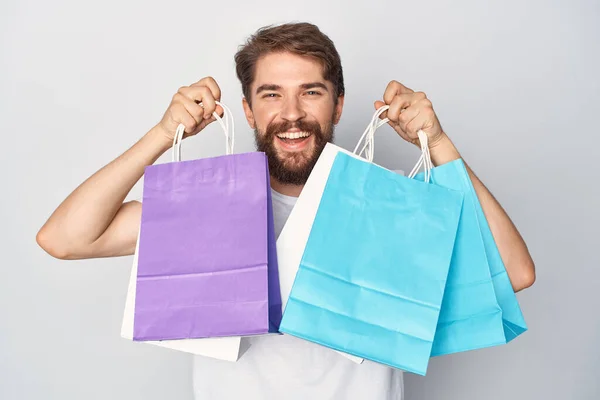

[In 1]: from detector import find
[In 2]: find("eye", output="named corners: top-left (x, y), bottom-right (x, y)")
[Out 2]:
top-left (262, 93), bottom-right (279, 98)
top-left (306, 90), bottom-right (321, 96)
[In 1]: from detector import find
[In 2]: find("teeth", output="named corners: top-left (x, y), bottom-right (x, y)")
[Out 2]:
top-left (277, 131), bottom-right (310, 139)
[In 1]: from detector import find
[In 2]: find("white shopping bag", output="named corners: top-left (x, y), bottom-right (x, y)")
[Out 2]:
top-left (120, 230), bottom-right (241, 362)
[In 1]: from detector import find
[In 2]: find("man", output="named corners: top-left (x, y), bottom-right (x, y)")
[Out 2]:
top-left (36, 22), bottom-right (535, 399)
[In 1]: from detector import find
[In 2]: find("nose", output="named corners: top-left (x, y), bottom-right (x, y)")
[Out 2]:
top-left (280, 96), bottom-right (307, 122)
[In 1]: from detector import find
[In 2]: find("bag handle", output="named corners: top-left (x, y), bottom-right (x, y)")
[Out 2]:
top-left (353, 105), bottom-right (432, 183)
top-left (171, 101), bottom-right (235, 162)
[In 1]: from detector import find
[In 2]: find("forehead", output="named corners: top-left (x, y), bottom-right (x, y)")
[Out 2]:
top-left (252, 52), bottom-right (326, 88)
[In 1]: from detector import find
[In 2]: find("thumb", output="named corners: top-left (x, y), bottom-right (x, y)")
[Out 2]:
top-left (215, 104), bottom-right (224, 118)
top-left (374, 100), bottom-right (386, 110)
top-left (374, 100), bottom-right (388, 119)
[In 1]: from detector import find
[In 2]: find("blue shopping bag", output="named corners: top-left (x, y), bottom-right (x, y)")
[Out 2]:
top-left (279, 139), bottom-right (464, 375)
top-left (415, 159), bottom-right (527, 356)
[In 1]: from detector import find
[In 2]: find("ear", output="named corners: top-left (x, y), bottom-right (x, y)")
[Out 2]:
top-left (242, 97), bottom-right (256, 129)
top-left (333, 95), bottom-right (345, 125)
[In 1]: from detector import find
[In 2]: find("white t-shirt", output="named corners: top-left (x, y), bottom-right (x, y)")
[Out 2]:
top-left (191, 189), bottom-right (404, 400)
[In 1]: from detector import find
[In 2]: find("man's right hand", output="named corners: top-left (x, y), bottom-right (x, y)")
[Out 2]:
top-left (156, 76), bottom-right (224, 143)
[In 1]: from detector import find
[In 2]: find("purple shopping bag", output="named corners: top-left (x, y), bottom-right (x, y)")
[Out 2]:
top-left (133, 109), bottom-right (281, 341)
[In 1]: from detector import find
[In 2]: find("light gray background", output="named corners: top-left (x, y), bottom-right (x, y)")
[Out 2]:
top-left (1, 0), bottom-right (598, 399)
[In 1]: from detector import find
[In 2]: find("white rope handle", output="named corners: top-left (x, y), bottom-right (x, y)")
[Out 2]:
top-left (353, 105), bottom-right (433, 183)
top-left (353, 105), bottom-right (389, 162)
top-left (407, 131), bottom-right (432, 183)
top-left (171, 101), bottom-right (235, 162)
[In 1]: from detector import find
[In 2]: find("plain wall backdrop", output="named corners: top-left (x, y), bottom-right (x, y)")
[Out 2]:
top-left (2, 0), bottom-right (599, 399)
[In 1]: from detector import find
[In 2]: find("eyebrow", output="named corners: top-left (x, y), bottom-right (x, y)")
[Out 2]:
top-left (255, 82), bottom-right (329, 94)
top-left (255, 84), bottom-right (281, 94)
top-left (300, 82), bottom-right (329, 91)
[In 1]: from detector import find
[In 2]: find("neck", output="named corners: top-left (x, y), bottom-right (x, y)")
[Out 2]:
top-left (270, 176), bottom-right (304, 197)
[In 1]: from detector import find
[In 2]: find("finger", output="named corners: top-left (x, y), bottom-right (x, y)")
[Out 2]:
top-left (193, 77), bottom-right (222, 102)
top-left (374, 100), bottom-right (410, 141)
top-left (386, 94), bottom-right (414, 123)
top-left (197, 105), bottom-right (224, 130)
top-left (399, 108), bottom-right (422, 139)
top-left (172, 103), bottom-right (200, 134)
top-left (383, 80), bottom-right (414, 105)
top-left (176, 94), bottom-right (205, 125)
top-left (214, 104), bottom-right (224, 118)
top-left (179, 86), bottom-right (216, 119)
top-left (405, 99), bottom-right (437, 138)
top-left (388, 91), bottom-right (429, 121)
top-left (397, 101), bottom-right (420, 126)
top-left (374, 100), bottom-right (388, 119)
top-left (404, 114), bottom-right (430, 142)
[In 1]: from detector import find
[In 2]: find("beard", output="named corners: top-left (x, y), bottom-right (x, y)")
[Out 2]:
top-left (254, 117), bottom-right (335, 185)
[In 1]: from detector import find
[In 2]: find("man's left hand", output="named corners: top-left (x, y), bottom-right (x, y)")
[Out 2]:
top-left (375, 80), bottom-right (445, 148)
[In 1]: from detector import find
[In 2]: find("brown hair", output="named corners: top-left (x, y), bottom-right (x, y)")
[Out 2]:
top-left (234, 22), bottom-right (345, 106)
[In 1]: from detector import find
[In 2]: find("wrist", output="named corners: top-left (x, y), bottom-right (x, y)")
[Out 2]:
top-left (145, 124), bottom-right (173, 155)
top-left (428, 132), bottom-right (461, 166)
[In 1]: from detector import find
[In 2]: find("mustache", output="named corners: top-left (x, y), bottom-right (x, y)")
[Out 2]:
top-left (265, 120), bottom-right (323, 138)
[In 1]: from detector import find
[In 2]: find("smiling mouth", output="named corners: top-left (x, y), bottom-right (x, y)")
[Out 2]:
top-left (276, 131), bottom-right (312, 144)
top-left (274, 131), bottom-right (313, 151)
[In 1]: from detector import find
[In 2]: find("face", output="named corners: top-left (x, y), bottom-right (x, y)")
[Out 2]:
top-left (243, 52), bottom-right (344, 185)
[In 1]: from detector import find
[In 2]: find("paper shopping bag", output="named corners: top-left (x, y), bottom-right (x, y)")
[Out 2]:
top-left (277, 143), bottom-right (369, 365)
top-left (476, 191), bottom-right (528, 343)
top-left (133, 103), bottom-right (281, 341)
top-left (279, 121), bottom-right (464, 375)
top-left (265, 179), bottom-right (283, 332)
top-left (121, 231), bottom-right (241, 361)
top-left (413, 159), bottom-right (527, 356)
top-left (122, 177), bottom-right (282, 358)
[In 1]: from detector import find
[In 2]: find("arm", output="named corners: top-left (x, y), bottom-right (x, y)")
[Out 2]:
top-left (36, 127), bottom-right (170, 259)
top-left (36, 77), bottom-right (223, 260)
top-left (429, 134), bottom-right (536, 292)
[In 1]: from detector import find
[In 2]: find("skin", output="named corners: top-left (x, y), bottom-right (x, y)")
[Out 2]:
top-left (243, 52), bottom-right (343, 195)
top-left (36, 51), bottom-right (535, 292)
